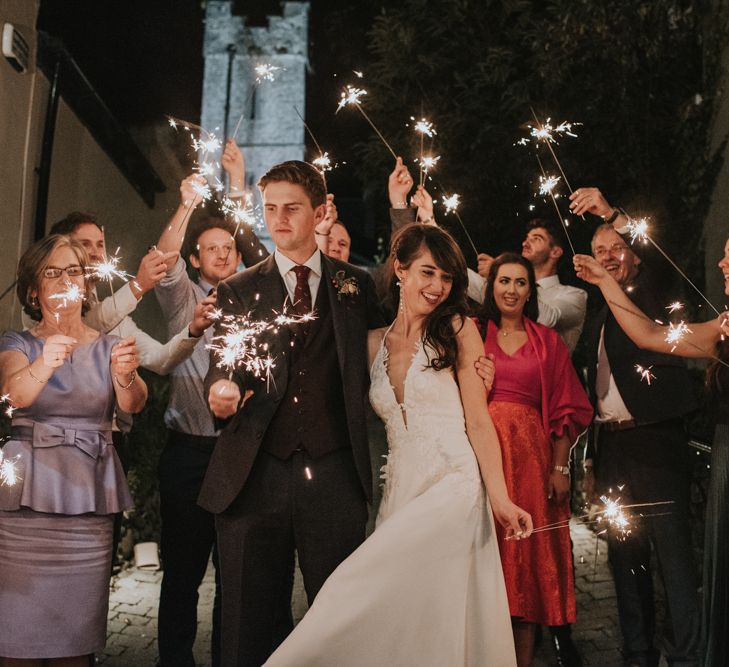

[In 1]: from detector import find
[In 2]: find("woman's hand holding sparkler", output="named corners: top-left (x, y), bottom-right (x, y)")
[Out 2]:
top-left (490, 494), bottom-right (533, 540)
top-left (573, 254), bottom-right (608, 285)
top-left (42, 335), bottom-right (77, 369)
top-left (190, 294), bottom-right (218, 338)
top-left (388, 157), bottom-right (414, 209)
top-left (411, 185), bottom-right (435, 225)
top-left (222, 139), bottom-right (246, 195)
top-left (208, 379), bottom-right (252, 419)
top-left (111, 336), bottom-right (140, 379)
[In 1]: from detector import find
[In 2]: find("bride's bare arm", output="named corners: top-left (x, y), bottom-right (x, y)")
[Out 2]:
top-left (455, 317), bottom-right (533, 538)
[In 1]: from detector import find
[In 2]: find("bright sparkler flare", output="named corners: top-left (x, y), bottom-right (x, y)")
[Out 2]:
top-left (596, 494), bottom-right (632, 539)
top-left (312, 152), bottom-right (333, 173)
top-left (538, 174), bottom-right (561, 196)
top-left (254, 63), bottom-right (281, 83)
top-left (666, 301), bottom-right (684, 314)
top-left (168, 118), bottom-right (178, 129)
top-left (529, 118), bottom-right (580, 144)
top-left (86, 251), bottom-right (132, 284)
top-left (192, 135), bottom-right (222, 154)
top-left (207, 310), bottom-right (317, 382)
top-left (419, 155), bottom-right (440, 171)
top-left (626, 217), bottom-right (650, 244)
top-left (442, 194), bottom-right (461, 214)
top-left (191, 179), bottom-right (213, 203)
top-left (49, 282), bottom-right (84, 307)
top-left (411, 117), bottom-right (436, 138)
top-left (635, 364), bottom-right (656, 385)
top-left (221, 193), bottom-right (260, 227)
top-left (0, 450), bottom-right (19, 487)
top-left (336, 85), bottom-right (368, 112)
top-left (665, 321), bottom-right (693, 351)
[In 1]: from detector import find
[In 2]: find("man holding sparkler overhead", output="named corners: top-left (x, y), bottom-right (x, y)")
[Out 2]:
top-left (152, 140), bottom-right (268, 667)
top-left (202, 158), bottom-right (385, 666)
top-left (570, 187), bottom-right (701, 667)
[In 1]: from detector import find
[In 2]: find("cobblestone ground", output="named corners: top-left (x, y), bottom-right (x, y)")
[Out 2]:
top-left (98, 519), bottom-right (670, 666)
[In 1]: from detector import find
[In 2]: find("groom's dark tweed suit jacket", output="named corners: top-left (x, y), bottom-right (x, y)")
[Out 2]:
top-left (199, 252), bottom-right (384, 514)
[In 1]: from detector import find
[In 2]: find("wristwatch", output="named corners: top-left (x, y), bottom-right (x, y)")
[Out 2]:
top-left (553, 465), bottom-right (570, 476)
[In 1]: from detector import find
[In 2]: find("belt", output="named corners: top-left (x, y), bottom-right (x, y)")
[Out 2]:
top-left (600, 419), bottom-right (637, 432)
top-left (11, 423), bottom-right (112, 459)
top-left (168, 430), bottom-right (218, 450)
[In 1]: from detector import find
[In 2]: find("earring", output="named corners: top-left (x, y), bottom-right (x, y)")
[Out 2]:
top-left (398, 281), bottom-right (405, 314)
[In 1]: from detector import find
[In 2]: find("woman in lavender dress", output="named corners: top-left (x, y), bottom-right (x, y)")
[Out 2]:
top-left (0, 234), bottom-right (147, 666)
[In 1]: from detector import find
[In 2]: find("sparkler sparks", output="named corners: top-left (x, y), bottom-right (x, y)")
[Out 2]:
top-left (625, 217), bottom-right (650, 244)
top-left (86, 250), bottom-right (132, 285)
top-left (207, 310), bottom-right (317, 387)
top-left (666, 301), bottom-right (684, 314)
top-left (0, 449), bottom-right (19, 487)
top-left (441, 193), bottom-right (461, 215)
top-left (411, 117), bottom-right (436, 138)
top-left (665, 321), bottom-right (693, 351)
top-left (528, 118), bottom-right (580, 144)
top-left (418, 155), bottom-right (440, 172)
top-left (538, 174), bottom-right (561, 196)
top-left (635, 364), bottom-right (656, 385)
top-left (49, 282), bottom-right (84, 307)
top-left (221, 193), bottom-right (260, 227)
top-left (254, 63), bottom-right (281, 83)
top-left (312, 152), bottom-right (333, 173)
top-left (336, 85), bottom-right (368, 111)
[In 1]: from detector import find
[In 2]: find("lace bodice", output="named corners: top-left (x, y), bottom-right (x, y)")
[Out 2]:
top-left (369, 332), bottom-right (482, 520)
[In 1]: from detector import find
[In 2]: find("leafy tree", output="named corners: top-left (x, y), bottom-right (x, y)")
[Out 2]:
top-left (355, 0), bottom-right (727, 280)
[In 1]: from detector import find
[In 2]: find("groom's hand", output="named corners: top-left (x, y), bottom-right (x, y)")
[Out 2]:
top-left (474, 353), bottom-right (495, 393)
top-left (209, 379), bottom-right (251, 418)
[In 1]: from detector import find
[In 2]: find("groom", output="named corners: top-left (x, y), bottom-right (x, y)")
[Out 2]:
top-left (201, 160), bottom-right (384, 666)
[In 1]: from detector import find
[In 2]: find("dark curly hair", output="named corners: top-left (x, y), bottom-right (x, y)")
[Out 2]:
top-left (389, 224), bottom-right (469, 371)
top-left (478, 252), bottom-right (539, 327)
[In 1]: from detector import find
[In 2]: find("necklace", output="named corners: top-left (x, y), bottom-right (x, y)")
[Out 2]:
top-left (499, 328), bottom-right (524, 337)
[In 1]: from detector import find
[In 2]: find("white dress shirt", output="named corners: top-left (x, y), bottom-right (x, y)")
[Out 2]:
top-left (274, 248), bottom-right (323, 305)
top-left (595, 326), bottom-right (634, 423)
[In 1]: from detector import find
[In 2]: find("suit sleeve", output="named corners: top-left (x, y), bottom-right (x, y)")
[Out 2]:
top-left (363, 270), bottom-right (386, 330)
top-left (237, 223), bottom-right (270, 268)
top-left (389, 207), bottom-right (416, 234)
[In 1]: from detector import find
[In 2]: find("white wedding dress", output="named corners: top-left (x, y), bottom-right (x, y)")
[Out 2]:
top-left (265, 335), bottom-right (516, 666)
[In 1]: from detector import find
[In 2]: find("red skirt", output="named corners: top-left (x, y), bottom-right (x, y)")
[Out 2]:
top-left (490, 400), bottom-right (576, 625)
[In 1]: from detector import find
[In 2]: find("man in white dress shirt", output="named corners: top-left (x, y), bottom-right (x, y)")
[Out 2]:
top-left (468, 218), bottom-right (587, 352)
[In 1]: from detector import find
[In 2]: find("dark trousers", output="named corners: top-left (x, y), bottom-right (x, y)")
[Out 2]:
top-left (158, 430), bottom-right (221, 667)
top-left (216, 447), bottom-right (368, 667)
top-left (596, 422), bottom-right (701, 666)
top-left (111, 430), bottom-right (131, 571)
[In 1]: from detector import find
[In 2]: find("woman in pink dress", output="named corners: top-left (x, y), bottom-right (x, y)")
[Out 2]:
top-left (477, 252), bottom-right (592, 666)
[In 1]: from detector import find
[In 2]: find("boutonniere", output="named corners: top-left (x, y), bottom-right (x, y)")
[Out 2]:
top-left (332, 270), bottom-right (359, 301)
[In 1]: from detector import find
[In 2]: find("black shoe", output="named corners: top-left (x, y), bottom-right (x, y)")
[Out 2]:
top-left (551, 630), bottom-right (584, 667)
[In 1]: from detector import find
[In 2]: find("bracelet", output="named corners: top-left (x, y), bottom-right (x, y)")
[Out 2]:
top-left (553, 465), bottom-right (571, 476)
top-left (114, 370), bottom-right (137, 389)
top-left (27, 365), bottom-right (49, 384)
top-left (315, 230), bottom-right (331, 236)
top-left (603, 207), bottom-right (625, 225)
top-left (392, 201), bottom-right (407, 209)
top-left (418, 216), bottom-right (434, 224)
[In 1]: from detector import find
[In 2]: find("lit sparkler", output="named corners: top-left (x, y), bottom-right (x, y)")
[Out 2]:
top-left (538, 174), bottom-right (561, 197)
top-left (49, 282), bottom-right (84, 307)
top-left (635, 364), bottom-right (656, 385)
top-left (412, 118), bottom-right (436, 138)
top-left (441, 193), bottom-right (461, 215)
top-left (666, 301), bottom-right (684, 314)
top-left (335, 84), bottom-right (397, 159)
top-left (312, 152), bottom-right (333, 173)
top-left (86, 250), bottom-right (132, 285)
top-left (534, 152), bottom-right (576, 254)
top-left (528, 118), bottom-right (580, 144)
top-left (625, 217), bottom-right (649, 244)
top-left (254, 63), bottom-right (281, 84)
top-left (0, 449), bottom-right (19, 487)
top-left (665, 321), bottom-right (693, 351)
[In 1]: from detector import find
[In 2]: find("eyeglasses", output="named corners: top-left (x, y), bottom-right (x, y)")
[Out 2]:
top-left (42, 265), bottom-right (85, 279)
top-left (593, 243), bottom-right (629, 259)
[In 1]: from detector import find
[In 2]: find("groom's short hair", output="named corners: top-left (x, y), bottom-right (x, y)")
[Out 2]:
top-left (258, 160), bottom-right (327, 209)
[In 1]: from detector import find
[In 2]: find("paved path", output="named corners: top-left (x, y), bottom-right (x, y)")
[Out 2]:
top-left (99, 519), bottom-right (663, 666)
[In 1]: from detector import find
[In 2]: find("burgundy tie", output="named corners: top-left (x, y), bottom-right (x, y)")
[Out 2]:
top-left (292, 265), bottom-right (312, 338)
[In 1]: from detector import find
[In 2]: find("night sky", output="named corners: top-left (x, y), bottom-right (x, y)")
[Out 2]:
top-left (36, 1), bottom-right (398, 203)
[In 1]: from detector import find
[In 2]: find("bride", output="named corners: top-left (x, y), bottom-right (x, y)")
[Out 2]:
top-left (265, 224), bottom-right (532, 666)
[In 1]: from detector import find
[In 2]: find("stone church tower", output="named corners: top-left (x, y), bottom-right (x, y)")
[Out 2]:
top-left (201, 1), bottom-right (309, 240)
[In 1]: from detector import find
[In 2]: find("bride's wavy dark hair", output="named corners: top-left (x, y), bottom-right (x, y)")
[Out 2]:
top-left (388, 224), bottom-right (469, 371)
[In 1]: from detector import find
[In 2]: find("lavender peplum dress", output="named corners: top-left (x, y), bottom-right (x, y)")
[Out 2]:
top-left (0, 330), bottom-right (132, 659)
